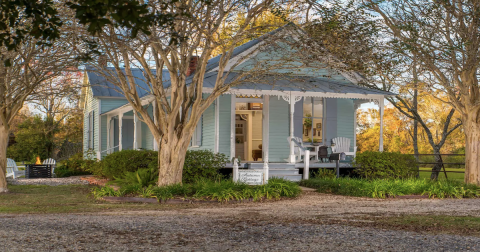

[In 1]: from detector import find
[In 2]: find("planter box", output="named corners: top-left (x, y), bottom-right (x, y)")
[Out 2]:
top-left (25, 164), bottom-right (52, 178)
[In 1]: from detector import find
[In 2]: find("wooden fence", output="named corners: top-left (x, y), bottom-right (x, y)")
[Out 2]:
top-left (414, 154), bottom-right (465, 179)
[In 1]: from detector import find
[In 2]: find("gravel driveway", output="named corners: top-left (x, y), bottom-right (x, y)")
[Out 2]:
top-left (2, 192), bottom-right (480, 251)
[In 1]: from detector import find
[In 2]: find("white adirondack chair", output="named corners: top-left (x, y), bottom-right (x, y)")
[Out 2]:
top-left (331, 137), bottom-right (357, 158)
top-left (6, 158), bottom-right (25, 179)
top-left (288, 137), bottom-right (317, 162)
top-left (42, 158), bottom-right (56, 177)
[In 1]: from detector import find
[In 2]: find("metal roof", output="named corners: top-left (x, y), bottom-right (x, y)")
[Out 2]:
top-left (197, 72), bottom-right (396, 96)
top-left (86, 68), bottom-right (170, 98)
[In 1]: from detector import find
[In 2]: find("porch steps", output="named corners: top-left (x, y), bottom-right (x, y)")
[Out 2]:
top-left (247, 163), bottom-right (302, 182)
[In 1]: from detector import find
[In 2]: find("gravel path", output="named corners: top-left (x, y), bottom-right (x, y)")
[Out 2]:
top-left (6, 177), bottom-right (89, 186)
top-left (2, 192), bottom-right (480, 251)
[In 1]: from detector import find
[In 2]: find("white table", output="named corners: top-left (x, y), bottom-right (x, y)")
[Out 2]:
top-left (303, 144), bottom-right (321, 161)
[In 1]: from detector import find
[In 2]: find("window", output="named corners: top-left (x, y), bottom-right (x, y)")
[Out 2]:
top-left (87, 111), bottom-right (94, 149)
top-left (190, 115), bottom-right (202, 147)
top-left (303, 97), bottom-right (324, 143)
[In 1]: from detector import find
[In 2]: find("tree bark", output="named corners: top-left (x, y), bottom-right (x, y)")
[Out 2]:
top-left (464, 117), bottom-right (480, 185)
top-left (429, 147), bottom-right (442, 180)
top-left (157, 132), bottom-right (192, 186)
top-left (0, 123), bottom-right (9, 193)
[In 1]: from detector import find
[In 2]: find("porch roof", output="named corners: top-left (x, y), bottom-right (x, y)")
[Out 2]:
top-left (197, 71), bottom-right (396, 98)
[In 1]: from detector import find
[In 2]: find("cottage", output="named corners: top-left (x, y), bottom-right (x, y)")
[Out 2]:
top-left (82, 27), bottom-right (395, 181)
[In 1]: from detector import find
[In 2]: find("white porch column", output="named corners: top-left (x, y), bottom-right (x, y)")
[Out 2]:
top-left (379, 98), bottom-right (384, 152)
top-left (118, 113), bottom-right (123, 151)
top-left (288, 93), bottom-right (296, 163)
top-left (153, 101), bottom-right (158, 151)
top-left (230, 95), bottom-right (236, 159)
top-left (106, 115), bottom-right (111, 154)
top-left (214, 97), bottom-right (220, 153)
top-left (133, 112), bottom-right (138, 150)
top-left (262, 95), bottom-right (270, 183)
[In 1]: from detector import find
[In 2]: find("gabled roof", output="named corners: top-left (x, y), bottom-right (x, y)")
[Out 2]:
top-left (86, 68), bottom-right (170, 98)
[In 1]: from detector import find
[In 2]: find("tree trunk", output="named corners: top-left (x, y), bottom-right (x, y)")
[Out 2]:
top-left (157, 136), bottom-right (190, 186)
top-left (430, 147), bottom-right (442, 180)
top-left (464, 118), bottom-right (480, 185)
top-left (0, 124), bottom-right (9, 193)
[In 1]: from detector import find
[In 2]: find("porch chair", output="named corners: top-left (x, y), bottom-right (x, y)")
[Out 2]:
top-left (331, 137), bottom-right (357, 158)
top-left (42, 158), bottom-right (56, 177)
top-left (288, 137), bottom-right (317, 162)
top-left (6, 158), bottom-right (25, 179)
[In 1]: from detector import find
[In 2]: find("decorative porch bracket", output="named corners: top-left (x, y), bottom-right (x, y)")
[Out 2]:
top-left (281, 92), bottom-right (302, 164)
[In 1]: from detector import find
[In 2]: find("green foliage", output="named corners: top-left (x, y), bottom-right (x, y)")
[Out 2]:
top-left (55, 152), bottom-right (95, 178)
top-left (114, 167), bottom-right (159, 188)
top-left (7, 116), bottom-right (54, 161)
top-left (95, 150), bottom-right (158, 179)
top-left (92, 178), bottom-right (302, 202)
top-left (313, 168), bottom-right (336, 179)
top-left (182, 150), bottom-right (229, 184)
top-left (300, 177), bottom-right (480, 199)
top-left (354, 151), bottom-right (418, 179)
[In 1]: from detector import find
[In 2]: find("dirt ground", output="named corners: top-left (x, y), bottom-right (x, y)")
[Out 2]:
top-left (3, 192), bottom-right (480, 251)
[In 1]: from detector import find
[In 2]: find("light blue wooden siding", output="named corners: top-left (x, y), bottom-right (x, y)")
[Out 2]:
top-left (234, 45), bottom-right (351, 82)
top-left (83, 88), bottom-right (100, 157)
top-left (293, 98), bottom-right (303, 139)
top-left (101, 115), bottom-right (107, 158)
top-left (336, 99), bottom-right (355, 151)
top-left (142, 105), bottom-right (154, 150)
top-left (195, 94), bottom-right (215, 151)
top-left (324, 98), bottom-right (337, 146)
top-left (268, 97), bottom-right (289, 162)
top-left (101, 99), bottom-right (127, 113)
top-left (218, 95), bottom-right (231, 157)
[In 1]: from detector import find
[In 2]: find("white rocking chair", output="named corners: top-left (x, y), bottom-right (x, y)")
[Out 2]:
top-left (42, 158), bottom-right (57, 177)
top-left (288, 137), bottom-right (317, 162)
top-left (6, 158), bottom-right (25, 179)
top-left (331, 137), bottom-right (357, 158)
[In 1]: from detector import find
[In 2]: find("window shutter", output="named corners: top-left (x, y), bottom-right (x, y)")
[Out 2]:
top-left (195, 115), bottom-right (202, 146)
top-left (88, 111), bottom-right (94, 149)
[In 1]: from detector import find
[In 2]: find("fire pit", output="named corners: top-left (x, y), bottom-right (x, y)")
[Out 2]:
top-left (25, 164), bottom-right (52, 178)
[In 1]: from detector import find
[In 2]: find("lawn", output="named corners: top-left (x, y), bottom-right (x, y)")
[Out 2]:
top-left (418, 167), bottom-right (465, 181)
top-left (0, 185), bottom-right (192, 214)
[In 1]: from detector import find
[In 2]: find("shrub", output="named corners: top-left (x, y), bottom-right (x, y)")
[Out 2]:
top-left (300, 177), bottom-right (480, 199)
top-left (55, 152), bottom-right (95, 178)
top-left (313, 168), bottom-right (336, 179)
top-left (354, 151), bottom-right (418, 179)
top-left (182, 150), bottom-right (229, 184)
top-left (114, 167), bottom-right (159, 188)
top-left (95, 150), bottom-right (158, 179)
top-left (93, 177), bottom-right (302, 202)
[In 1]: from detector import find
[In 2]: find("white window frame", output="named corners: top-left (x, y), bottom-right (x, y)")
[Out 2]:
top-left (302, 97), bottom-right (325, 144)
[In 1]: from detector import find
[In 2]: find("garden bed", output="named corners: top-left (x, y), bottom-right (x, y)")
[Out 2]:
top-left (300, 177), bottom-right (480, 199)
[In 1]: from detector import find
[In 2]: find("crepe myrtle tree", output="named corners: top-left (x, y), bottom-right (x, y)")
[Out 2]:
top-left (356, 0), bottom-right (480, 185)
top-left (81, 0), bottom-right (303, 186)
top-left (0, 31), bottom-right (78, 193)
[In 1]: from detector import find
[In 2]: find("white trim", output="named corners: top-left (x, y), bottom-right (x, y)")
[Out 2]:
top-left (379, 98), bottom-right (384, 152)
top-left (262, 95), bottom-right (270, 183)
top-left (208, 42), bottom-right (264, 73)
top-left (97, 100), bottom-right (102, 160)
top-left (235, 97), bottom-right (263, 103)
top-left (230, 95), bottom-right (236, 159)
top-left (214, 97), bottom-right (220, 153)
top-left (353, 108), bottom-right (357, 150)
top-left (118, 112), bottom-right (123, 151)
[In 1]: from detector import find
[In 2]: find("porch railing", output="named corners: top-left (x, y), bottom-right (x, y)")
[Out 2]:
top-left (291, 138), bottom-right (310, 180)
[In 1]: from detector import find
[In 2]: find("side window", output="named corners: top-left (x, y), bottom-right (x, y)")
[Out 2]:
top-left (88, 111), bottom-right (94, 149)
top-left (302, 97), bottom-right (324, 144)
top-left (191, 115), bottom-right (202, 147)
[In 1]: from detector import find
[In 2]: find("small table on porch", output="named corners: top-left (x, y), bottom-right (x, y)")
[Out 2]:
top-left (303, 144), bottom-right (321, 161)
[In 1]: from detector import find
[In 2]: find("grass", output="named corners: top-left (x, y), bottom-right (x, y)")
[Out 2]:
top-left (93, 177), bottom-right (302, 202)
top-left (0, 185), bottom-right (191, 214)
top-left (300, 177), bottom-right (480, 199)
top-left (418, 167), bottom-right (465, 181)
